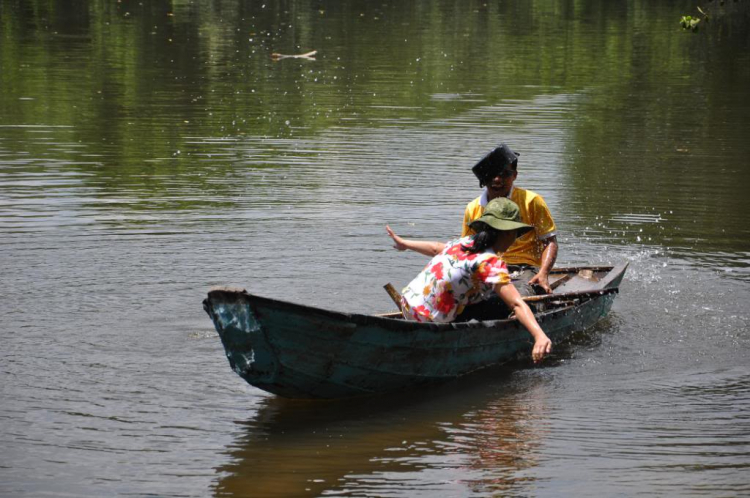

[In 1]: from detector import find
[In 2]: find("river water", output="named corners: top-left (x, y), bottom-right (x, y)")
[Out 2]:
top-left (1, 1), bottom-right (749, 496)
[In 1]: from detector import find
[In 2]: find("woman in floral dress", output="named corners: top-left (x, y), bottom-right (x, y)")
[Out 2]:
top-left (386, 197), bottom-right (552, 363)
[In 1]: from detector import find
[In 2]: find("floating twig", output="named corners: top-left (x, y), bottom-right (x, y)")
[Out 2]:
top-left (271, 50), bottom-right (317, 61)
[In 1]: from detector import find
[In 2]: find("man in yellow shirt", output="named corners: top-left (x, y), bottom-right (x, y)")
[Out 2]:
top-left (462, 144), bottom-right (559, 293)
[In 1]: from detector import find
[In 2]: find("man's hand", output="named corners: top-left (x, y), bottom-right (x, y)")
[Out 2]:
top-left (529, 272), bottom-right (552, 294)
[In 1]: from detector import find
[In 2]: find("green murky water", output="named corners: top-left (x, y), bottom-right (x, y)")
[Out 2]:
top-left (2, 1), bottom-right (749, 496)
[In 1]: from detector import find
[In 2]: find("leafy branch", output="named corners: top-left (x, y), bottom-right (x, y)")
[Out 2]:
top-left (681, 0), bottom-right (744, 32)
top-left (680, 7), bottom-right (709, 31)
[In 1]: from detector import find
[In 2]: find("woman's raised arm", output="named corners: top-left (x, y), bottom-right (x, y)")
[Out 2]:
top-left (385, 225), bottom-right (446, 257)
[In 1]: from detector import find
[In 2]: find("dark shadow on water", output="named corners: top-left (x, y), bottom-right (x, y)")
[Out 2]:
top-left (211, 362), bottom-right (560, 497)
top-left (210, 313), bottom-right (622, 496)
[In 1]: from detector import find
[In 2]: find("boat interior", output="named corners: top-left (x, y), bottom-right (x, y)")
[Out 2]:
top-left (379, 266), bottom-right (617, 321)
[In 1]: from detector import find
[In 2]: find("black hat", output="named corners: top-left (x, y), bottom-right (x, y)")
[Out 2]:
top-left (471, 144), bottom-right (520, 186)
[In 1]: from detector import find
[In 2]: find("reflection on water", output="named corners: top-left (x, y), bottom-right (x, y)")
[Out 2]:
top-left (214, 369), bottom-right (550, 497)
top-left (1, 0), bottom-right (749, 496)
top-left (214, 359), bottom-right (750, 497)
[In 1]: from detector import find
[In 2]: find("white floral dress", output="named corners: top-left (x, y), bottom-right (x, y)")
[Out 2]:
top-left (400, 237), bottom-right (511, 323)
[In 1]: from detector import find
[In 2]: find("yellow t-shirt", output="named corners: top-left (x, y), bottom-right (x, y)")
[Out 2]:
top-left (461, 187), bottom-right (557, 267)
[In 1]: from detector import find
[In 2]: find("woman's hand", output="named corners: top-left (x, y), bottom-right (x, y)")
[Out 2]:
top-left (496, 282), bottom-right (553, 363)
top-left (532, 335), bottom-right (552, 363)
top-left (385, 226), bottom-right (446, 256)
top-left (386, 225), bottom-right (408, 251)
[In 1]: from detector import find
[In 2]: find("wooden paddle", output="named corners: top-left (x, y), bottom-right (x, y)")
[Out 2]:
top-left (383, 283), bottom-right (403, 311)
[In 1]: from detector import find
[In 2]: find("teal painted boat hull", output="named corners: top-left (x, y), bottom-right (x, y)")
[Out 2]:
top-left (203, 263), bottom-right (628, 399)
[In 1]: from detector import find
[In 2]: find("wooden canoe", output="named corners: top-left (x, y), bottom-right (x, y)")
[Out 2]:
top-left (203, 262), bottom-right (628, 399)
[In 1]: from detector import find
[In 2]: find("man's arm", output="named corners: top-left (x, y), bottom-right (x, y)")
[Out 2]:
top-left (529, 235), bottom-right (558, 293)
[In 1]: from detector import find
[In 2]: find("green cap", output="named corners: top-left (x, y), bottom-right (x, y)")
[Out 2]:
top-left (469, 198), bottom-right (534, 236)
